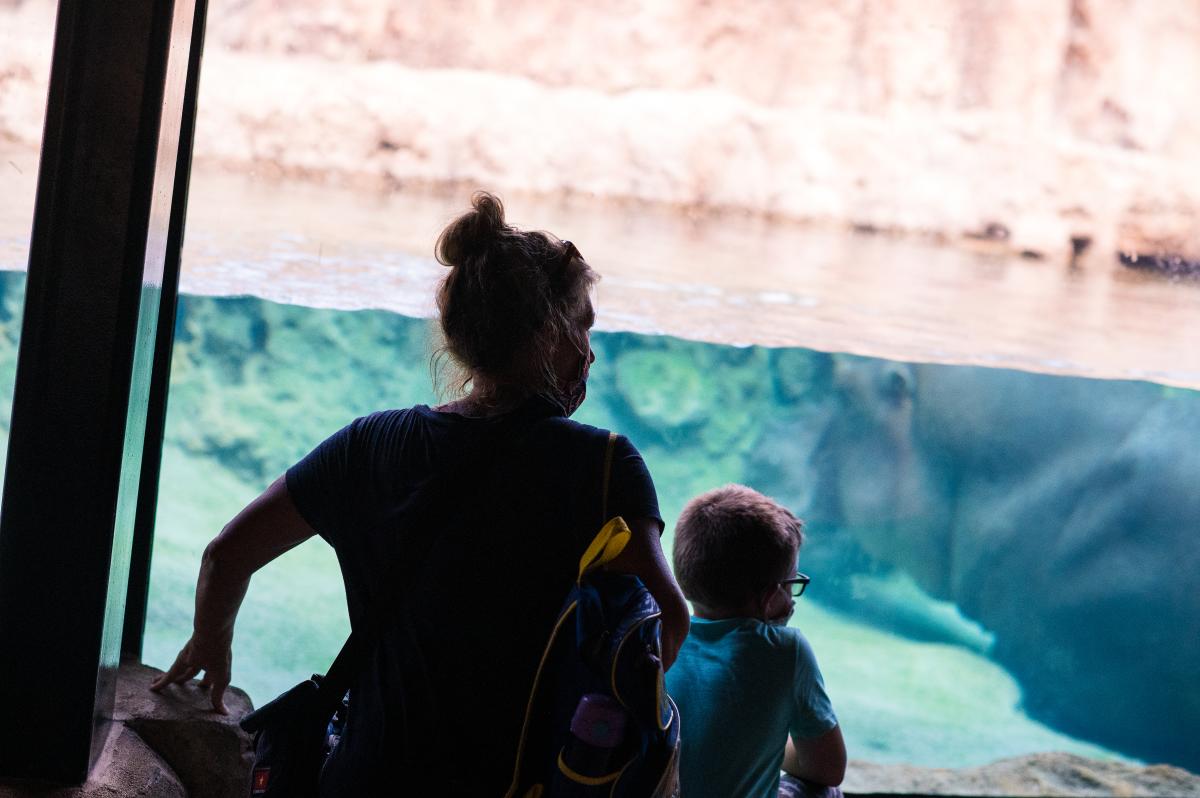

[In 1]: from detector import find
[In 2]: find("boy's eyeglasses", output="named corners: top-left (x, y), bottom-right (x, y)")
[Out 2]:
top-left (780, 572), bottom-right (811, 598)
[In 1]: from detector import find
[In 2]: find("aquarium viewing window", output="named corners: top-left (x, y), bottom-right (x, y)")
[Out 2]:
top-left (1, 0), bottom-right (1198, 792)
top-left (132, 2), bottom-right (1200, 785)
top-left (142, 297), bottom-right (1200, 776)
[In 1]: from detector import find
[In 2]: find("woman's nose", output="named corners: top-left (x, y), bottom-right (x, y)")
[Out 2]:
top-left (588, 348), bottom-right (596, 364)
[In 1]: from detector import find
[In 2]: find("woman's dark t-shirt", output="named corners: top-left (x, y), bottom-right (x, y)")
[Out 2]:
top-left (285, 398), bottom-right (661, 796)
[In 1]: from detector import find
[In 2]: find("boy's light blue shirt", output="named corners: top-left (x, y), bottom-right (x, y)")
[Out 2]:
top-left (666, 616), bottom-right (838, 798)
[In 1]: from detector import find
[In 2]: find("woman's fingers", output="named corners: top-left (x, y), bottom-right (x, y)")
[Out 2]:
top-left (174, 665), bottom-right (202, 685)
top-left (196, 668), bottom-right (231, 713)
top-left (209, 675), bottom-right (231, 714)
top-left (150, 648), bottom-right (195, 691)
top-left (149, 638), bottom-right (231, 714)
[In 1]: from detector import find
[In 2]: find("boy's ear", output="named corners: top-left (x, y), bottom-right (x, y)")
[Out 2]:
top-left (753, 585), bottom-right (774, 619)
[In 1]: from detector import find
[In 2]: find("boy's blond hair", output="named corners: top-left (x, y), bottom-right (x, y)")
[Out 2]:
top-left (672, 484), bottom-right (804, 611)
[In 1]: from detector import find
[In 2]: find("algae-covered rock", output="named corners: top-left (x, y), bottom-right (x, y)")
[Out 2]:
top-left (696, 345), bottom-right (771, 456)
top-left (771, 347), bottom-right (832, 404)
top-left (610, 336), bottom-right (775, 458)
top-left (613, 345), bottom-right (715, 431)
top-left (167, 294), bottom-right (437, 482)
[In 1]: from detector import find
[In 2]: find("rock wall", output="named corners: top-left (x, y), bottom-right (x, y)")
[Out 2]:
top-left (3, 0), bottom-right (1200, 262)
top-left (207, 0), bottom-right (1199, 163)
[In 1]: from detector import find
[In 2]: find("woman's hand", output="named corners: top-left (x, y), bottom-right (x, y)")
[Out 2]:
top-left (147, 477), bottom-right (317, 714)
top-left (150, 634), bottom-right (234, 714)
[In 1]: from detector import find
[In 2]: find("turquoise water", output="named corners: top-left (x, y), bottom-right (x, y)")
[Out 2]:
top-left (142, 289), bottom-right (1198, 770)
top-left (0, 271), bottom-right (1194, 770)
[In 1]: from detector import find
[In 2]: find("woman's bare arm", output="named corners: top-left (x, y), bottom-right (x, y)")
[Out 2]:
top-left (783, 725), bottom-right (847, 787)
top-left (603, 517), bottom-right (690, 671)
top-left (149, 476), bottom-right (316, 712)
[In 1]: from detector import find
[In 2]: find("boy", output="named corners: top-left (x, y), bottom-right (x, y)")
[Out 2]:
top-left (666, 485), bottom-right (846, 798)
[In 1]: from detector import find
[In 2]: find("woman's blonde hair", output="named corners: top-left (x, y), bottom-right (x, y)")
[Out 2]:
top-left (433, 192), bottom-right (596, 401)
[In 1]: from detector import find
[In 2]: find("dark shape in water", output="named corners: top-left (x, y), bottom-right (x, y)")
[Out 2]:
top-left (769, 356), bottom-right (1200, 771)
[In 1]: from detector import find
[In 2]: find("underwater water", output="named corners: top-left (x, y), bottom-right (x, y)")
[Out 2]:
top-left (0, 269), bottom-right (1195, 772)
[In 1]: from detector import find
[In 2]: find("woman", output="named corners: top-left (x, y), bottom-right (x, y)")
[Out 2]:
top-left (151, 192), bottom-right (690, 795)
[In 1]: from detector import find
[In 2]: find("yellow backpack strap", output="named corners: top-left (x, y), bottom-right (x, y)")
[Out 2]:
top-left (577, 432), bottom-right (629, 580)
top-left (602, 430), bottom-right (616, 519)
top-left (577, 517), bottom-right (631, 580)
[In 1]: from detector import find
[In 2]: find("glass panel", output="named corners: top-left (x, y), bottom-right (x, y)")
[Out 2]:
top-left (0, 0), bottom-right (57, 489)
top-left (147, 1), bottom-right (1200, 789)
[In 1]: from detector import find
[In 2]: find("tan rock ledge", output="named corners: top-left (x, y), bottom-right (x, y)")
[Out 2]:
top-left (113, 664), bottom-right (255, 798)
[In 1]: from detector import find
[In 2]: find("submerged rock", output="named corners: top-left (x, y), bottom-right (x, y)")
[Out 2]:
top-left (614, 346), bottom-right (715, 431)
top-left (845, 752), bottom-right (1200, 797)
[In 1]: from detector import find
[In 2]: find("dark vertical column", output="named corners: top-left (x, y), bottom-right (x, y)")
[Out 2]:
top-left (0, 0), bottom-right (197, 785)
top-left (122, 0), bottom-right (210, 664)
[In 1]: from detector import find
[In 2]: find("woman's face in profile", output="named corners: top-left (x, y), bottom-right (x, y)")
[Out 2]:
top-left (552, 297), bottom-right (596, 414)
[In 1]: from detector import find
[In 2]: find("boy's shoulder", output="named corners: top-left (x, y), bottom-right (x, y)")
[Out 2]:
top-left (753, 621), bottom-right (816, 661)
top-left (673, 620), bottom-right (811, 710)
top-left (732, 620), bottom-right (823, 675)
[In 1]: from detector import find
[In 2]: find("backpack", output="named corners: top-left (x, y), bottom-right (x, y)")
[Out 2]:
top-left (505, 433), bottom-right (681, 798)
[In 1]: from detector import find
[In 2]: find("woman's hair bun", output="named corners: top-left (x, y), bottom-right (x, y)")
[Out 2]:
top-left (433, 190), bottom-right (597, 399)
top-left (435, 191), bottom-right (510, 267)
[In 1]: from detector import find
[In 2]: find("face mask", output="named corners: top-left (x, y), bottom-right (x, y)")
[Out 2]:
top-left (555, 349), bottom-right (592, 417)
